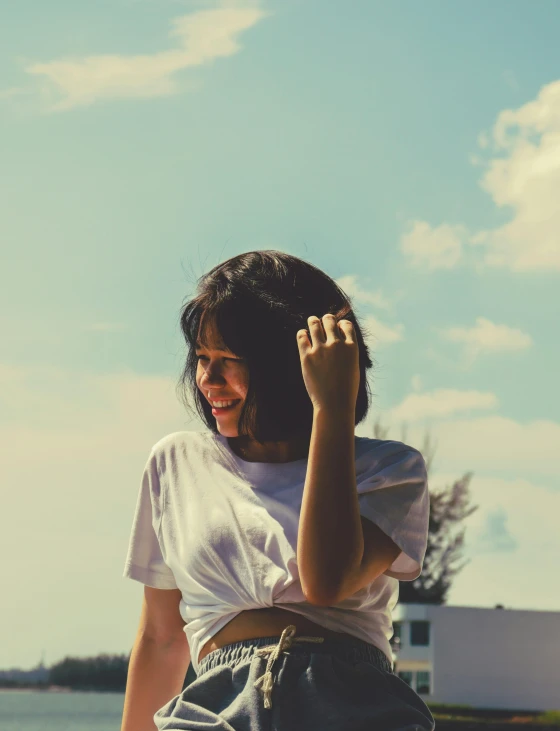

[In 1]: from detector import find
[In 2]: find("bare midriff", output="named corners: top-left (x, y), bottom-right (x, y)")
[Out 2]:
top-left (197, 606), bottom-right (354, 666)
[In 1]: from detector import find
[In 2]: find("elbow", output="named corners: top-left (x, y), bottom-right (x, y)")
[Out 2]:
top-left (303, 568), bottom-right (361, 607)
top-left (304, 592), bottom-right (336, 607)
top-left (301, 565), bottom-right (359, 607)
top-left (303, 582), bottom-right (343, 607)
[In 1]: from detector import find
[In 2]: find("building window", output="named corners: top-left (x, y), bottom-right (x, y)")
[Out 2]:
top-left (410, 621), bottom-right (430, 646)
top-left (398, 671), bottom-right (413, 687)
top-left (416, 671), bottom-right (431, 694)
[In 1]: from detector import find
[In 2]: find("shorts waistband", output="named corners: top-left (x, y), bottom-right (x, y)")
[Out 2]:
top-left (197, 623), bottom-right (393, 678)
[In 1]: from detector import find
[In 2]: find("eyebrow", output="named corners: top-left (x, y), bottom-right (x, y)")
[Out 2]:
top-left (195, 341), bottom-right (231, 352)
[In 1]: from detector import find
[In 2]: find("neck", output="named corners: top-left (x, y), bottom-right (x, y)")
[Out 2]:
top-left (228, 434), bottom-right (310, 463)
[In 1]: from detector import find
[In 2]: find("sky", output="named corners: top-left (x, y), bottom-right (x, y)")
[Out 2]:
top-left (1, 0), bottom-right (559, 669)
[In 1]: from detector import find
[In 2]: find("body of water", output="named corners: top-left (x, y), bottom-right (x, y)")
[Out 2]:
top-left (0, 690), bottom-right (125, 731)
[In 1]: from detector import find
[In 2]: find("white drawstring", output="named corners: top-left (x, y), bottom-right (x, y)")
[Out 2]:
top-left (253, 624), bottom-right (325, 709)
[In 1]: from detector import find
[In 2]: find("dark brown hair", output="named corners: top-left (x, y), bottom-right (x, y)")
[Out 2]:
top-left (176, 250), bottom-right (376, 444)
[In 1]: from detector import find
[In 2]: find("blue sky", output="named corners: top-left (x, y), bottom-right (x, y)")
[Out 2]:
top-left (1, 0), bottom-right (559, 668)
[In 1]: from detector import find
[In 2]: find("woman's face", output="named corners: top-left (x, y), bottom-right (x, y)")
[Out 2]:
top-left (195, 322), bottom-right (248, 436)
top-left (195, 318), bottom-right (310, 462)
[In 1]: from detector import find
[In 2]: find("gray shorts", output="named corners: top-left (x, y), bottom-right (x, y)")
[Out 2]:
top-left (154, 623), bottom-right (435, 730)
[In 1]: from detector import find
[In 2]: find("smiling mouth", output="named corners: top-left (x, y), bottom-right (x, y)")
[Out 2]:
top-left (210, 400), bottom-right (241, 412)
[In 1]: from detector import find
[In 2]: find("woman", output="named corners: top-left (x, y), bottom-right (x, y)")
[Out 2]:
top-left (121, 250), bottom-right (435, 730)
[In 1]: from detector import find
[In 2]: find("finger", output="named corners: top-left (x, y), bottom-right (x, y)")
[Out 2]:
top-left (307, 315), bottom-right (325, 344)
top-left (321, 313), bottom-right (341, 342)
top-left (296, 328), bottom-right (311, 353)
top-left (337, 319), bottom-right (355, 341)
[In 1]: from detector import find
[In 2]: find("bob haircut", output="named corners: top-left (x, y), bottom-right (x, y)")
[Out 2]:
top-left (176, 250), bottom-right (377, 445)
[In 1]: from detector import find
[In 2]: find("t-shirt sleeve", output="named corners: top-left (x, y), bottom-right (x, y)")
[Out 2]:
top-left (356, 445), bottom-right (430, 582)
top-left (123, 447), bottom-right (178, 590)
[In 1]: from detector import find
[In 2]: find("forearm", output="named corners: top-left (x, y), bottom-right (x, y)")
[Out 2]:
top-left (297, 406), bottom-right (363, 605)
top-left (121, 632), bottom-right (191, 731)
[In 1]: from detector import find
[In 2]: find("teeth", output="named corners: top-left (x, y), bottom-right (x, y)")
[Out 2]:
top-left (212, 400), bottom-right (236, 408)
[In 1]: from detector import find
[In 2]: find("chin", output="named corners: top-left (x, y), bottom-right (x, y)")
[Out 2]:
top-left (217, 423), bottom-right (239, 436)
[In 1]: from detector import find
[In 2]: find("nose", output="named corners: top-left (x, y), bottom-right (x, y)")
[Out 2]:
top-left (199, 368), bottom-right (227, 392)
top-left (201, 376), bottom-right (225, 390)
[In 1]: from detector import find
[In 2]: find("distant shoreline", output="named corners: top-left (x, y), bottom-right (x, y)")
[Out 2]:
top-left (0, 687), bottom-right (72, 693)
top-left (0, 687), bottom-right (125, 693)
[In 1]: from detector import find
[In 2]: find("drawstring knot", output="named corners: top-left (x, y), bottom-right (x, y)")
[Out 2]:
top-left (253, 624), bottom-right (325, 709)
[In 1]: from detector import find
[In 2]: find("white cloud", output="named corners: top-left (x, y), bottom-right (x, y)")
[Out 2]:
top-left (386, 388), bottom-right (498, 423)
top-left (400, 220), bottom-right (466, 270)
top-left (477, 131), bottom-right (490, 150)
top-left (430, 473), bottom-right (560, 610)
top-left (336, 276), bottom-right (404, 346)
top-left (336, 274), bottom-right (393, 312)
top-left (400, 79), bottom-right (560, 272)
top-left (439, 316), bottom-right (533, 365)
top-left (20, 2), bottom-right (269, 111)
top-left (360, 409), bottom-right (560, 608)
top-left (384, 414), bottom-right (560, 482)
top-left (472, 79), bottom-right (560, 271)
top-left (365, 411), bottom-right (560, 609)
top-left (0, 86), bottom-right (29, 100)
top-left (333, 277), bottom-right (404, 348)
top-left (362, 313), bottom-right (405, 346)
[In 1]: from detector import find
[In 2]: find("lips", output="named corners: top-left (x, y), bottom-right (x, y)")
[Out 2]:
top-left (211, 401), bottom-right (240, 416)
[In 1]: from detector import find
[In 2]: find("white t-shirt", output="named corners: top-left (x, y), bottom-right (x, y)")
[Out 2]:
top-left (123, 430), bottom-right (430, 675)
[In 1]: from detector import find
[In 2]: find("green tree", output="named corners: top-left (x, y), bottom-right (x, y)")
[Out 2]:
top-left (49, 653), bottom-right (129, 691)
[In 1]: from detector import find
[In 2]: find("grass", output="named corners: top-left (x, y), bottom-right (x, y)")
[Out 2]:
top-left (427, 704), bottom-right (560, 727)
top-left (535, 712), bottom-right (560, 726)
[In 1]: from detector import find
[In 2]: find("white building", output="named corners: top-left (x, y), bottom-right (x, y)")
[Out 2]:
top-left (391, 603), bottom-right (560, 712)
